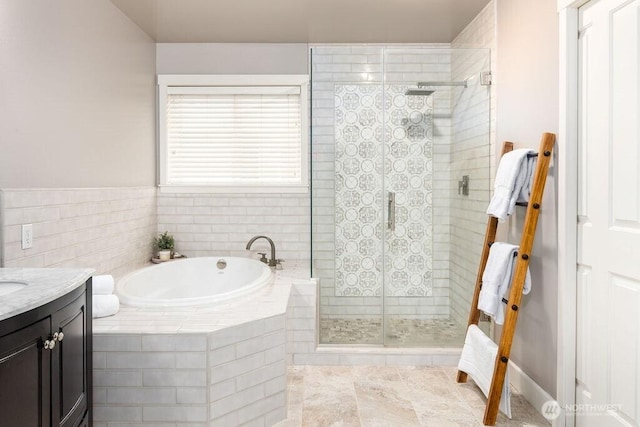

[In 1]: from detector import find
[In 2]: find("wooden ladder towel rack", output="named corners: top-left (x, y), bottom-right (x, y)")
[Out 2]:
top-left (456, 132), bottom-right (556, 426)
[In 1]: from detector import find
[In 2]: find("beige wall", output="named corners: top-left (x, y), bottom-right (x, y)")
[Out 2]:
top-left (0, 0), bottom-right (156, 188)
top-left (495, 0), bottom-right (559, 397)
top-left (156, 43), bottom-right (309, 74)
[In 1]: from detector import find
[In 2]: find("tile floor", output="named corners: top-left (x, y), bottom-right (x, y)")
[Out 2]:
top-left (274, 365), bottom-right (551, 427)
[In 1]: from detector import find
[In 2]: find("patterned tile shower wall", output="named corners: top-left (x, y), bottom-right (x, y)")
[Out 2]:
top-left (334, 84), bottom-right (433, 297)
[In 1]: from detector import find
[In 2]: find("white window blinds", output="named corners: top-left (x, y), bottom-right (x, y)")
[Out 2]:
top-left (165, 85), bottom-right (303, 187)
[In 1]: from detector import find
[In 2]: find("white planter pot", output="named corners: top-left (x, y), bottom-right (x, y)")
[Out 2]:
top-left (158, 250), bottom-right (171, 261)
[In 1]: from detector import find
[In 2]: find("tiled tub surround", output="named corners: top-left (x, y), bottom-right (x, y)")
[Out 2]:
top-left (0, 187), bottom-right (157, 277)
top-left (93, 262), bottom-right (312, 427)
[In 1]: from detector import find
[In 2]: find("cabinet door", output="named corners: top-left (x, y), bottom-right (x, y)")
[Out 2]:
top-left (0, 317), bottom-right (51, 427)
top-left (51, 291), bottom-right (89, 427)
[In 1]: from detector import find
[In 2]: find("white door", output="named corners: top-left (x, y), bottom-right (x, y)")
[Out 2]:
top-left (577, 0), bottom-right (640, 426)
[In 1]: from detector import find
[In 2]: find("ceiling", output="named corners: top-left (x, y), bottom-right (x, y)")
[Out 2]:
top-left (109, 0), bottom-right (492, 43)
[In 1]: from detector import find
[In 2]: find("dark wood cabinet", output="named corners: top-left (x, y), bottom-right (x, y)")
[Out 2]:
top-left (0, 317), bottom-right (51, 426)
top-left (0, 281), bottom-right (92, 427)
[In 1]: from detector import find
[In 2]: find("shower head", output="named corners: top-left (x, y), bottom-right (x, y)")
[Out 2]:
top-left (404, 88), bottom-right (435, 96)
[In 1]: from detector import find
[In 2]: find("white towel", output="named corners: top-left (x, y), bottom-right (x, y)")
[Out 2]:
top-left (487, 149), bottom-right (536, 222)
top-left (518, 155), bottom-right (537, 203)
top-left (92, 294), bottom-right (120, 318)
top-left (458, 325), bottom-right (512, 418)
top-left (478, 242), bottom-right (531, 325)
top-left (92, 275), bottom-right (115, 295)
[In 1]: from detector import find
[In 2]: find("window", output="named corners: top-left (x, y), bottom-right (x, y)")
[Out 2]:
top-left (158, 75), bottom-right (309, 193)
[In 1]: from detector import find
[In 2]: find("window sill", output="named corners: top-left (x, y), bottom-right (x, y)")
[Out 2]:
top-left (158, 185), bottom-right (309, 194)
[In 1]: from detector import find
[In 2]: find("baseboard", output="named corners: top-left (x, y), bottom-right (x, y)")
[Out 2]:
top-left (508, 361), bottom-right (554, 422)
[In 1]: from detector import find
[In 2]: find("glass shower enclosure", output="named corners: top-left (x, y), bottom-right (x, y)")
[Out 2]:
top-left (311, 46), bottom-right (492, 347)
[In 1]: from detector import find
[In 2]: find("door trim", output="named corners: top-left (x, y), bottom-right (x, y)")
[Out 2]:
top-left (557, 1), bottom-right (590, 427)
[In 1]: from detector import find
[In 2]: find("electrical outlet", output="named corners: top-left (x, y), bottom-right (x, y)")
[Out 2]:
top-left (21, 224), bottom-right (33, 249)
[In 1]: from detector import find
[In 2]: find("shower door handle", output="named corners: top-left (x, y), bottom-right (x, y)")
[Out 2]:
top-left (387, 192), bottom-right (396, 231)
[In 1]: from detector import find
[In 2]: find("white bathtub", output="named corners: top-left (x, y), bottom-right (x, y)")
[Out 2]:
top-left (116, 257), bottom-right (273, 308)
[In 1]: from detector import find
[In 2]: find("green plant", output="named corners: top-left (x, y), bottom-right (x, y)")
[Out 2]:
top-left (154, 231), bottom-right (175, 251)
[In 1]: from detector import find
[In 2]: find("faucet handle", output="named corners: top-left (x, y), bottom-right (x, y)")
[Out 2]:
top-left (257, 253), bottom-right (268, 264)
top-left (275, 259), bottom-right (284, 270)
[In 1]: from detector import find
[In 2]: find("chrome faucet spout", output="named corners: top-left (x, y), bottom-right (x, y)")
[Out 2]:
top-left (245, 235), bottom-right (277, 267)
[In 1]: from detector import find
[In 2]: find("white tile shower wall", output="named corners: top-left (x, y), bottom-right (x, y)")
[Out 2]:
top-left (449, 1), bottom-right (497, 328)
top-left (0, 187), bottom-right (156, 277)
top-left (310, 45), bottom-right (452, 334)
top-left (156, 193), bottom-right (310, 261)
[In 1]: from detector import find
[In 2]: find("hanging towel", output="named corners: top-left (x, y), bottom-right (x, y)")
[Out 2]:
top-left (92, 294), bottom-right (120, 318)
top-left (487, 149), bottom-right (536, 222)
top-left (477, 242), bottom-right (531, 325)
top-left (458, 325), bottom-right (512, 418)
top-left (92, 275), bottom-right (115, 295)
top-left (518, 154), bottom-right (537, 204)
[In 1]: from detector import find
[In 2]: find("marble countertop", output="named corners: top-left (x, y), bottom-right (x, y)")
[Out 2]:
top-left (0, 268), bottom-right (94, 321)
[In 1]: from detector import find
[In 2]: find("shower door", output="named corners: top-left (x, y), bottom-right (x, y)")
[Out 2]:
top-left (312, 46), bottom-right (491, 347)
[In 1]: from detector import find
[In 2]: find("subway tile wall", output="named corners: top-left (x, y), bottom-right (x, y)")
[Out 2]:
top-left (156, 193), bottom-right (310, 261)
top-left (449, 1), bottom-right (497, 328)
top-left (92, 333), bottom-right (209, 425)
top-left (93, 315), bottom-right (287, 427)
top-left (0, 187), bottom-right (156, 277)
top-left (208, 316), bottom-right (287, 426)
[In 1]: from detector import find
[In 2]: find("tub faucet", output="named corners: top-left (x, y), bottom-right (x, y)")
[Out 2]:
top-left (245, 235), bottom-right (277, 267)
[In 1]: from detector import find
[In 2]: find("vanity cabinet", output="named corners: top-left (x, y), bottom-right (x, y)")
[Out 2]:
top-left (0, 281), bottom-right (92, 427)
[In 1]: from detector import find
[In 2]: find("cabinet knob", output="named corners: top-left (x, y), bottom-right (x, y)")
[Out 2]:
top-left (52, 332), bottom-right (59, 341)
top-left (44, 339), bottom-right (56, 350)
top-left (57, 332), bottom-right (64, 342)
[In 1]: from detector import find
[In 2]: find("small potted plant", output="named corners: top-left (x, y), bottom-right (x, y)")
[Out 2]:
top-left (154, 231), bottom-right (175, 261)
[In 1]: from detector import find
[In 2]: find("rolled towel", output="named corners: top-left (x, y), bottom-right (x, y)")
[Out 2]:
top-left (92, 275), bottom-right (115, 295)
top-left (92, 294), bottom-right (120, 318)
